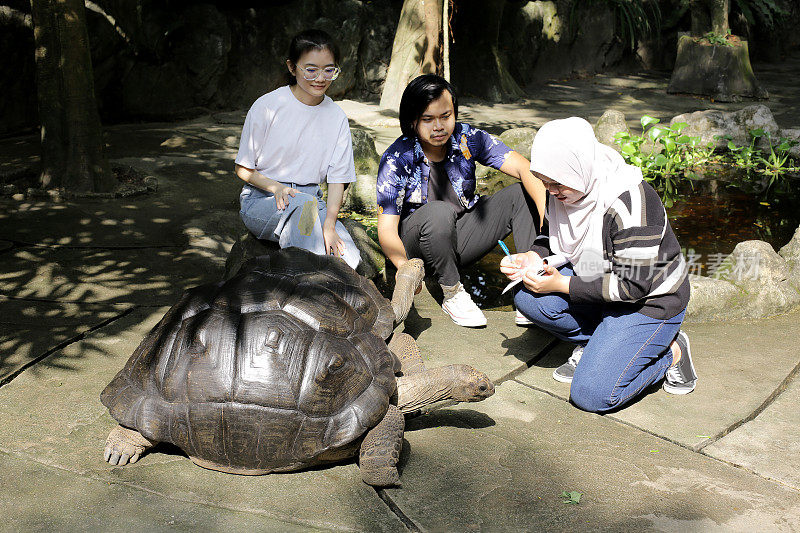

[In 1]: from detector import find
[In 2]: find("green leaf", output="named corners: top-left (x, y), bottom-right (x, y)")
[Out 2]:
top-left (631, 155), bottom-right (643, 166)
top-left (641, 115), bottom-right (660, 129)
top-left (676, 135), bottom-right (690, 144)
top-left (561, 491), bottom-right (582, 504)
top-left (664, 197), bottom-right (673, 208)
top-left (662, 138), bottom-right (676, 152)
top-left (750, 128), bottom-right (765, 138)
top-left (671, 122), bottom-right (687, 133)
top-left (654, 154), bottom-right (668, 166)
top-left (648, 126), bottom-right (668, 141)
top-left (621, 142), bottom-right (637, 156)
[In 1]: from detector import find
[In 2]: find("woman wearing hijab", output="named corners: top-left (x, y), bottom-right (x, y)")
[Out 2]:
top-left (500, 117), bottom-right (696, 413)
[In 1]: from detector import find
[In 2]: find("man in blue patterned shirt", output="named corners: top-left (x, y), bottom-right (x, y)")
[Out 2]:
top-left (376, 75), bottom-right (547, 327)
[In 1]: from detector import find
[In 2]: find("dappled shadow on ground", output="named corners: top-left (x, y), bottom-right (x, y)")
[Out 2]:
top-left (0, 121), bottom-right (244, 382)
top-left (456, 51), bottom-right (800, 136)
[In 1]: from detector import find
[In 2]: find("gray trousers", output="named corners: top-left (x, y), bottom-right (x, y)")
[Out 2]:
top-left (399, 183), bottom-right (540, 286)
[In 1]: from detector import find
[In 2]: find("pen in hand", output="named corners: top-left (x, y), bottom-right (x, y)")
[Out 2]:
top-left (498, 240), bottom-right (546, 276)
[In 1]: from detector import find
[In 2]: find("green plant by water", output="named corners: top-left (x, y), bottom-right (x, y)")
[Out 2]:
top-left (614, 115), bottom-right (800, 207)
top-left (614, 116), bottom-right (715, 207)
top-left (722, 128), bottom-right (800, 191)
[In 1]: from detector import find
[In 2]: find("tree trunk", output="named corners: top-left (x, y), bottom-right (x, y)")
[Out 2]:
top-left (690, 0), bottom-right (730, 36)
top-left (442, 0), bottom-right (450, 81)
top-left (380, 0), bottom-right (444, 111)
top-left (30, 0), bottom-right (114, 192)
top-left (672, 0), bottom-right (765, 100)
top-left (449, 0), bottom-right (522, 102)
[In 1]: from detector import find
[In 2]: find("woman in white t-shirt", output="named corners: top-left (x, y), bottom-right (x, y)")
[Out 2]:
top-left (234, 29), bottom-right (360, 269)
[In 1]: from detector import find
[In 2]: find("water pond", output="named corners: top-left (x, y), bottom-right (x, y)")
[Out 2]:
top-left (462, 175), bottom-right (800, 310)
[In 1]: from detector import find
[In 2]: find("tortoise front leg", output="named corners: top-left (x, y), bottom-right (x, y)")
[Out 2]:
top-left (359, 404), bottom-right (404, 486)
top-left (392, 258), bottom-right (424, 324)
top-left (387, 332), bottom-right (426, 375)
top-left (103, 425), bottom-right (155, 466)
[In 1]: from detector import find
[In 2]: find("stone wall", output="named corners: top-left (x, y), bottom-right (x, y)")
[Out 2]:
top-left (3, 0), bottom-right (797, 135)
top-left (0, 0), bottom-right (403, 132)
top-left (499, 0), bottom-right (623, 87)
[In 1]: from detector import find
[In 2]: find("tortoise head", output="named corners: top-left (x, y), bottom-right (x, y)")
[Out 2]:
top-left (449, 365), bottom-right (495, 402)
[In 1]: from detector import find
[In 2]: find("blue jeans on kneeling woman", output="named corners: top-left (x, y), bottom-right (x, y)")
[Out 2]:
top-left (514, 264), bottom-right (685, 413)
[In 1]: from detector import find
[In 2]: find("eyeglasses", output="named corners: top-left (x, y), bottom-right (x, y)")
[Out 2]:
top-left (297, 65), bottom-right (340, 81)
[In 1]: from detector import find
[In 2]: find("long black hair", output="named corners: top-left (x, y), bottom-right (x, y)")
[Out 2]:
top-left (398, 74), bottom-right (459, 138)
top-left (286, 29), bottom-right (340, 85)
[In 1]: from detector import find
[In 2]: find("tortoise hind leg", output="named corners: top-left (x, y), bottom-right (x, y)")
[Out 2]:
top-left (103, 425), bottom-right (155, 466)
top-left (359, 404), bottom-right (404, 487)
top-left (388, 332), bottom-right (426, 375)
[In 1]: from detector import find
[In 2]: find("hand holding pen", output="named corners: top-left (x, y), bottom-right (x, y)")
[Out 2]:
top-left (498, 241), bottom-right (548, 294)
top-left (498, 241), bottom-right (545, 277)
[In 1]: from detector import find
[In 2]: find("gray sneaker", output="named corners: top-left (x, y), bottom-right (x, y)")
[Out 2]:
top-left (663, 331), bottom-right (697, 395)
top-left (553, 344), bottom-right (584, 383)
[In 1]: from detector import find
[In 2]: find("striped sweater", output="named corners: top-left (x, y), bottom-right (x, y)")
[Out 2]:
top-left (531, 181), bottom-right (690, 320)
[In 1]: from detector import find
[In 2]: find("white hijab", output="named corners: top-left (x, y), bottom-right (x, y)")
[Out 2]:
top-left (530, 117), bottom-right (643, 277)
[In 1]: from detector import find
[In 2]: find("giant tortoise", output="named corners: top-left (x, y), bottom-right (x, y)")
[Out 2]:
top-left (101, 247), bottom-right (494, 485)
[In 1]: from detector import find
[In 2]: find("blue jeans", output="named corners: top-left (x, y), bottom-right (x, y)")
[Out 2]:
top-left (239, 183), bottom-right (361, 270)
top-left (515, 264), bottom-right (685, 413)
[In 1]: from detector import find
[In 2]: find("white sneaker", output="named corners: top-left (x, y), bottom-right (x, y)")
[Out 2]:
top-left (515, 310), bottom-right (533, 326)
top-left (442, 286), bottom-right (487, 327)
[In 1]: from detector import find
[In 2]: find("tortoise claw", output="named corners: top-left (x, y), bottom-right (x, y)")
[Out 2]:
top-left (103, 425), bottom-right (155, 467)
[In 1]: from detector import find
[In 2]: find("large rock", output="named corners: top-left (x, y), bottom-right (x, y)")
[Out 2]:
top-left (686, 275), bottom-right (744, 322)
top-left (667, 33), bottom-right (768, 101)
top-left (779, 225), bottom-right (800, 274)
top-left (714, 240), bottom-right (800, 318)
top-left (476, 127), bottom-right (537, 186)
top-left (341, 128), bottom-right (380, 214)
top-left (687, 229), bottom-right (800, 322)
top-left (670, 105), bottom-right (780, 150)
top-left (594, 110), bottom-right (628, 151)
top-left (779, 129), bottom-right (800, 159)
top-left (339, 218), bottom-right (385, 279)
top-left (342, 174), bottom-right (378, 214)
top-left (352, 128), bottom-right (380, 175)
top-left (499, 127), bottom-right (538, 158)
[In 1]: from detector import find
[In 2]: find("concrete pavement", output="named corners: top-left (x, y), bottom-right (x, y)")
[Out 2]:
top-left (2, 67), bottom-right (800, 531)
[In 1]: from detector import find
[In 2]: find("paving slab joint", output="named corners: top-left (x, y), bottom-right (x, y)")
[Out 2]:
top-left (375, 488), bottom-right (423, 532)
top-left (0, 306), bottom-right (136, 388)
top-left (695, 355), bottom-right (800, 453)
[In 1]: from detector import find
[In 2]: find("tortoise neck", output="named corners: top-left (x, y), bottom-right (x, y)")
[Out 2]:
top-left (395, 366), bottom-right (457, 413)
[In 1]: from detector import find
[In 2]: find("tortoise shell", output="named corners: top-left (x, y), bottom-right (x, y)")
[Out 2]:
top-left (101, 248), bottom-right (398, 473)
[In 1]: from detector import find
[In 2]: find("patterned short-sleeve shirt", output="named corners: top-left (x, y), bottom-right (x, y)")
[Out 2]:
top-left (376, 122), bottom-right (513, 219)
